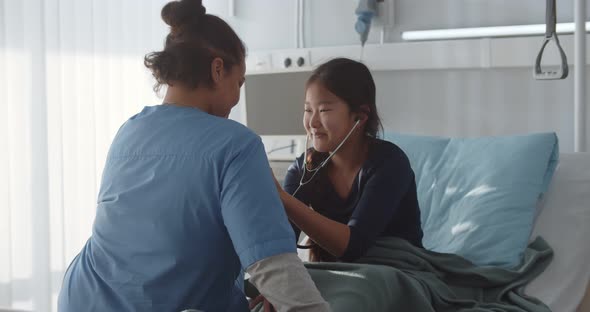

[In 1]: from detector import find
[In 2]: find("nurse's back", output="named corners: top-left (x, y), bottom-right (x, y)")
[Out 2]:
top-left (58, 1), bottom-right (331, 311)
top-left (58, 105), bottom-right (257, 311)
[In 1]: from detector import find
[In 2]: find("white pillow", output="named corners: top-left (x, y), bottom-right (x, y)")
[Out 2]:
top-left (525, 153), bottom-right (590, 312)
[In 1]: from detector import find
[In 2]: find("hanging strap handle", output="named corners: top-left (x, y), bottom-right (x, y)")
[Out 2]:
top-left (546, 0), bottom-right (557, 36)
top-left (534, 0), bottom-right (569, 80)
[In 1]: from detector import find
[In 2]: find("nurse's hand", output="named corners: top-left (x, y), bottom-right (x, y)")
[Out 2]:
top-left (248, 294), bottom-right (276, 312)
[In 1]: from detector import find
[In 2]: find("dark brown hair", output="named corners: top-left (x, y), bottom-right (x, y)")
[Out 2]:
top-left (144, 0), bottom-right (246, 92)
top-left (306, 58), bottom-right (383, 138)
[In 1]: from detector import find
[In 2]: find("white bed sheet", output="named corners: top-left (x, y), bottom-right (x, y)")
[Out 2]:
top-left (525, 153), bottom-right (590, 312)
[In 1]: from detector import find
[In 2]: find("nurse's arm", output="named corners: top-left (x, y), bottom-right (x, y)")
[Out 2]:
top-left (247, 252), bottom-right (331, 312)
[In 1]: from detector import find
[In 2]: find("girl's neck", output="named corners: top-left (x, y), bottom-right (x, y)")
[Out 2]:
top-left (329, 133), bottom-right (370, 173)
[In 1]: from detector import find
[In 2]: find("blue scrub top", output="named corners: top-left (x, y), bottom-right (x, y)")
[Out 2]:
top-left (58, 105), bottom-right (296, 312)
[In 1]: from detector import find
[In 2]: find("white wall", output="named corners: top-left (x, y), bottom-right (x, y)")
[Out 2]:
top-left (2, 0), bottom-right (586, 148)
top-left (206, 0), bottom-right (590, 49)
top-left (242, 67), bottom-right (590, 152)
top-left (372, 68), bottom-right (590, 152)
top-left (203, 0), bottom-right (590, 152)
top-left (3, 0), bottom-right (586, 51)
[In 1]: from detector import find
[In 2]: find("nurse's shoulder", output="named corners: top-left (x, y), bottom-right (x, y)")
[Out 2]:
top-left (213, 117), bottom-right (263, 150)
top-left (186, 114), bottom-right (265, 161)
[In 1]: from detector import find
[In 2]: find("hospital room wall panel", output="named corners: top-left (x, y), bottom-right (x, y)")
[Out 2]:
top-left (242, 66), bottom-right (588, 152)
top-left (204, 0), bottom-right (298, 51)
top-left (243, 71), bottom-right (310, 135)
top-left (372, 68), bottom-right (589, 152)
top-left (2, 1), bottom-right (585, 56)
top-left (199, 0), bottom-right (590, 51)
top-left (388, 0), bottom-right (590, 42)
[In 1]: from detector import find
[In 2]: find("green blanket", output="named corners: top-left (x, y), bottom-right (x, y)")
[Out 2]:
top-left (251, 237), bottom-right (553, 312)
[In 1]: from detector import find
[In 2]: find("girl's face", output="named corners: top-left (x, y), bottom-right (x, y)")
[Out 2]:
top-left (304, 82), bottom-right (359, 153)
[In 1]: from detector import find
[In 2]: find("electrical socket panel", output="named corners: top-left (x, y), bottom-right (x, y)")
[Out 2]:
top-left (274, 50), bottom-right (311, 70)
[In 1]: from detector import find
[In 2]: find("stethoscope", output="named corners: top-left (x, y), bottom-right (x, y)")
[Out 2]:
top-left (293, 118), bottom-right (361, 249)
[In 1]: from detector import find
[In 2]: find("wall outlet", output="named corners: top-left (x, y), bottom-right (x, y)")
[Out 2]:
top-left (275, 50), bottom-right (311, 70)
top-left (246, 52), bottom-right (272, 72)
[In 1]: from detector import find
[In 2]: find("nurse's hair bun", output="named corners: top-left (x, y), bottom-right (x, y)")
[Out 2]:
top-left (145, 0), bottom-right (244, 93)
top-left (161, 0), bottom-right (206, 34)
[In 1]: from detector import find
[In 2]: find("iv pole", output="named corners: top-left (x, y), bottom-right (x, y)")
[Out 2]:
top-left (574, 0), bottom-right (587, 152)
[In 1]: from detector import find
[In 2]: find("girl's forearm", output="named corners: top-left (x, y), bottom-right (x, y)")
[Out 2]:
top-left (279, 191), bottom-right (350, 257)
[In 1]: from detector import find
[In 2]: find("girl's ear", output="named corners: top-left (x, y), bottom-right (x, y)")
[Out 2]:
top-left (357, 104), bottom-right (371, 122)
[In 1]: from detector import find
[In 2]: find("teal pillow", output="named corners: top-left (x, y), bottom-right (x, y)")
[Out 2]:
top-left (383, 132), bottom-right (559, 268)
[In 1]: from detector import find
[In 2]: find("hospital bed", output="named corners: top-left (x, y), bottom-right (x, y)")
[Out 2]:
top-left (270, 137), bottom-right (590, 312)
top-left (524, 152), bottom-right (590, 312)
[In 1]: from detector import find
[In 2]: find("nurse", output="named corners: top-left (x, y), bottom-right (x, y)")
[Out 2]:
top-left (57, 0), bottom-right (330, 311)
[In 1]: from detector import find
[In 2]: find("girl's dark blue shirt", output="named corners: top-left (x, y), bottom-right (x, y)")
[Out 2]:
top-left (283, 138), bottom-right (423, 261)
